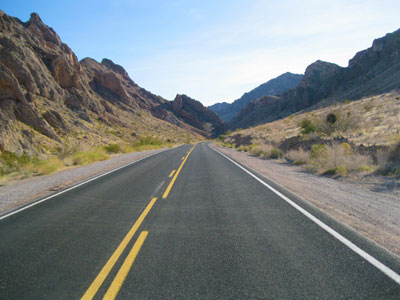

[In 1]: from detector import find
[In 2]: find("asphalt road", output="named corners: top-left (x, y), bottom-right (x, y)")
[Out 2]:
top-left (0, 142), bottom-right (399, 299)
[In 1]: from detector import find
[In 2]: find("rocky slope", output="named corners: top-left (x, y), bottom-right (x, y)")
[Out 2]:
top-left (152, 94), bottom-right (225, 137)
top-left (209, 72), bottom-right (302, 122)
top-left (0, 11), bottom-right (221, 156)
top-left (229, 28), bottom-right (400, 130)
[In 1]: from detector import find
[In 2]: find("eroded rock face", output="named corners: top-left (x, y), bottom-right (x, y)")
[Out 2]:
top-left (162, 94), bottom-right (225, 137)
top-left (0, 10), bottom-right (217, 154)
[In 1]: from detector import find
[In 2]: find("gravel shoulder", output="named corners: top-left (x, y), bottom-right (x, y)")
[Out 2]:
top-left (213, 144), bottom-right (400, 257)
top-left (0, 148), bottom-right (169, 217)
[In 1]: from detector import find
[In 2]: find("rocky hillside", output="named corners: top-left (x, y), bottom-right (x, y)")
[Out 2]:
top-left (209, 72), bottom-right (302, 122)
top-left (152, 94), bottom-right (225, 137)
top-left (0, 11), bottom-right (221, 156)
top-left (228, 28), bottom-right (400, 130)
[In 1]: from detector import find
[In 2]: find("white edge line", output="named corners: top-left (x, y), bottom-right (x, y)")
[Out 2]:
top-left (0, 147), bottom-right (175, 221)
top-left (210, 145), bottom-right (400, 285)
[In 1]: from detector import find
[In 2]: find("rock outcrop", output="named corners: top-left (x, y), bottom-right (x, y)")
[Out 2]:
top-left (0, 11), bottom-right (221, 155)
top-left (153, 94), bottom-right (225, 137)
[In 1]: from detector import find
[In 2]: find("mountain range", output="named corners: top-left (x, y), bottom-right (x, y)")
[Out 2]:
top-left (0, 11), bottom-right (223, 156)
top-left (209, 72), bottom-right (302, 122)
top-left (228, 28), bottom-right (400, 130)
top-left (1, 9), bottom-right (399, 156)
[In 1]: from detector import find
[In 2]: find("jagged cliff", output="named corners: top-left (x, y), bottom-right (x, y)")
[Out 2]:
top-left (229, 28), bottom-right (400, 130)
top-left (0, 11), bottom-right (222, 155)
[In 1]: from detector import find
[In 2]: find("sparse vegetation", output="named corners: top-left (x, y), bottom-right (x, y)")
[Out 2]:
top-left (286, 148), bottom-right (309, 165)
top-left (219, 93), bottom-right (400, 178)
top-left (103, 143), bottom-right (121, 154)
top-left (0, 135), bottom-right (178, 182)
top-left (68, 149), bottom-right (109, 166)
top-left (300, 119), bottom-right (316, 134)
top-left (377, 143), bottom-right (400, 177)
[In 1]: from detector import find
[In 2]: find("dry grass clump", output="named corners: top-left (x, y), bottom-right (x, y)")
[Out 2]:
top-left (27, 158), bottom-right (65, 175)
top-left (286, 148), bottom-right (310, 165)
top-left (66, 149), bottom-right (109, 166)
top-left (247, 144), bottom-right (283, 159)
top-left (306, 143), bottom-right (372, 176)
top-left (0, 136), bottom-right (176, 182)
top-left (377, 143), bottom-right (400, 177)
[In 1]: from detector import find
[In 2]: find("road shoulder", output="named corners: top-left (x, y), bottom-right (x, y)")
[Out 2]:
top-left (212, 143), bottom-right (400, 258)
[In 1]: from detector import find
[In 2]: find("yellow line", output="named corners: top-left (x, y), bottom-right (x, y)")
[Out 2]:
top-left (181, 156), bottom-right (185, 160)
top-left (102, 231), bottom-right (149, 300)
top-left (162, 145), bottom-right (195, 199)
top-left (169, 170), bottom-right (176, 178)
top-left (81, 198), bottom-right (157, 300)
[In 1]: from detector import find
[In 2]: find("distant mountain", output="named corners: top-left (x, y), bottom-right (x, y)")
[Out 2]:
top-left (0, 11), bottom-right (222, 155)
top-left (228, 28), bottom-right (400, 130)
top-left (209, 72), bottom-right (303, 122)
top-left (152, 94), bottom-right (226, 137)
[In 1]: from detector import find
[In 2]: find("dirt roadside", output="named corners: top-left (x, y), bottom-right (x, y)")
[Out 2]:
top-left (212, 144), bottom-right (400, 258)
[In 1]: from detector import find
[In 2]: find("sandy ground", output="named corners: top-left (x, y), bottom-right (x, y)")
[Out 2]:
top-left (0, 148), bottom-right (168, 217)
top-left (213, 144), bottom-right (400, 257)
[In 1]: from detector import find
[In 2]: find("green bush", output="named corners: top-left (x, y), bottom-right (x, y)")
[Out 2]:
top-left (270, 148), bottom-right (283, 159)
top-left (134, 136), bottom-right (163, 146)
top-left (300, 119), bottom-right (316, 134)
top-left (316, 111), bottom-right (359, 135)
top-left (0, 151), bottom-right (31, 175)
top-left (103, 143), bottom-right (121, 154)
top-left (70, 150), bottom-right (109, 166)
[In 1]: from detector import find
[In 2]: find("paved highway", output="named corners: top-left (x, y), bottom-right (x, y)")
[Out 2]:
top-left (0, 143), bottom-right (399, 299)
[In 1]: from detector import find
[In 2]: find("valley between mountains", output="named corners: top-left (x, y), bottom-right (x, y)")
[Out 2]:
top-left (0, 9), bottom-right (400, 300)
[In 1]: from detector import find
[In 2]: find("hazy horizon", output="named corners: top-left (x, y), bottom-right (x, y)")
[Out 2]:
top-left (2, 0), bottom-right (400, 106)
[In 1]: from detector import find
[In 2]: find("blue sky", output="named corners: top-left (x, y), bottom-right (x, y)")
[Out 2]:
top-left (2, 1), bottom-right (400, 105)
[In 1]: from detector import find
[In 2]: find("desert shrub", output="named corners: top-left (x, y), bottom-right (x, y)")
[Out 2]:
top-left (377, 143), bottom-right (400, 176)
top-left (237, 144), bottom-right (256, 152)
top-left (52, 143), bottom-right (79, 159)
top-left (103, 143), bottom-right (121, 154)
top-left (270, 148), bottom-right (283, 159)
top-left (70, 149), bottom-right (109, 166)
top-left (316, 111), bottom-right (359, 135)
top-left (30, 158), bottom-right (65, 175)
top-left (134, 136), bottom-right (163, 146)
top-left (286, 148), bottom-right (310, 165)
top-left (310, 144), bottom-right (327, 159)
top-left (121, 145), bottom-right (135, 153)
top-left (326, 113), bottom-right (337, 124)
top-left (338, 142), bottom-right (352, 156)
top-left (300, 119), bottom-right (316, 134)
top-left (256, 144), bottom-right (273, 159)
top-left (308, 143), bottom-right (371, 175)
top-left (249, 146), bottom-right (263, 157)
top-left (0, 151), bottom-right (31, 175)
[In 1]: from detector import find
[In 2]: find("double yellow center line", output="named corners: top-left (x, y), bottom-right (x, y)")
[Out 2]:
top-left (81, 144), bottom-right (195, 299)
top-left (162, 144), bottom-right (196, 199)
top-left (81, 198), bottom-right (157, 300)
